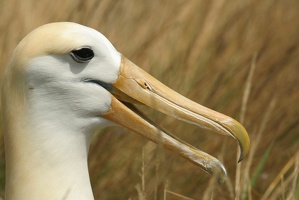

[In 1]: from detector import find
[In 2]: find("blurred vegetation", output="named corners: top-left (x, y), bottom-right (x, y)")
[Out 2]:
top-left (0, 0), bottom-right (298, 199)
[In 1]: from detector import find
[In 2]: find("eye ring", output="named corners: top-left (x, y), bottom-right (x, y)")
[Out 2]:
top-left (70, 47), bottom-right (94, 63)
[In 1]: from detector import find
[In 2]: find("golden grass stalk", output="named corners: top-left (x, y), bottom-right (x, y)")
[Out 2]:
top-left (261, 152), bottom-right (299, 200)
top-left (163, 189), bottom-right (195, 200)
top-left (241, 97), bottom-right (276, 200)
top-left (235, 53), bottom-right (257, 199)
top-left (136, 148), bottom-right (146, 200)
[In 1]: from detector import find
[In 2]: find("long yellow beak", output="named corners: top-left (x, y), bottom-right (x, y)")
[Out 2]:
top-left (101, 55), bottom-right (250, 182)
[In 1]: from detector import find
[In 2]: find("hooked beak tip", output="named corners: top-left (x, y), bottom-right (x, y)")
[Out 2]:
top-left (222, 119), bottom-right (250, 162)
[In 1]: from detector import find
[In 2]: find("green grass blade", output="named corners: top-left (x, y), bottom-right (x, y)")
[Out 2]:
top-left (251, 142), bottom-right (274, 187)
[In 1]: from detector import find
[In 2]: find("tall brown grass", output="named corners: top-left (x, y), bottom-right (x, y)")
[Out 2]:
top-left (0, 0), bottom-right (298, 199)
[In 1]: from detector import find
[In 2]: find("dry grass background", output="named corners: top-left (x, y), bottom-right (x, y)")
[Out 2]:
top-left (0, 0), bottom-right (298, 199)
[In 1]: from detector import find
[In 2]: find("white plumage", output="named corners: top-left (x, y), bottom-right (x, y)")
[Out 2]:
top-left (1, 22), bottom-right (249, 199)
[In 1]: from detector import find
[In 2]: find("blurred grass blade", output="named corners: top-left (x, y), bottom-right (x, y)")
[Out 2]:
top-left (290, 152), bottom-right (299, 200)
top-left (295, 177), bottom-right (299, 200)
top-left (251, 142), bottom-right (274, 187)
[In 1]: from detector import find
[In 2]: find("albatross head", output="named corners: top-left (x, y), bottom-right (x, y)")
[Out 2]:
top-left (1, 22), bottom-right (250, 199)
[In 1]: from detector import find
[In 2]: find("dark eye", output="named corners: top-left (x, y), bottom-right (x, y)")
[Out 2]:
top-left (70, 47), bottom-right (94, 63)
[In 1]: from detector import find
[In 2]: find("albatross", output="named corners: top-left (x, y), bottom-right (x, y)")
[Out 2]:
top-left (1, 22), bottom-right (250, 199)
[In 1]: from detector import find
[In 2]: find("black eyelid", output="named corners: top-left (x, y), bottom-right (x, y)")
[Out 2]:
top-left (70, 46), bottom-right (94, 63)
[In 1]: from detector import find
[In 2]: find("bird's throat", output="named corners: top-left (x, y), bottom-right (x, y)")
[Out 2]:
top-left (3, 117), bottom-right (95, 200)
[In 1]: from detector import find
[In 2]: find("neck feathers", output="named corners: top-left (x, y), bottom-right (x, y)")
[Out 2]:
top-left (1, 59), bottom-right (94, 200)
